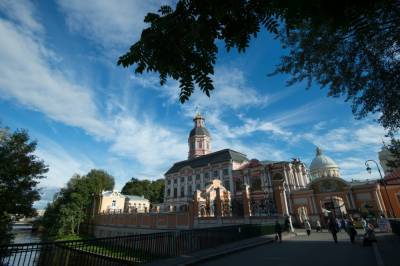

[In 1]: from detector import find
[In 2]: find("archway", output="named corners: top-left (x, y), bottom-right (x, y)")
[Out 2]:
top-left (323, 196), bottom-right (347, 218)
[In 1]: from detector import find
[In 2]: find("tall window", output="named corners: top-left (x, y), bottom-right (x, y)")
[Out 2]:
top-left (112, 200), bottom-right (116, 207)
top-left (198, 141), bottom-right (202, 148)
top-left (223, 168), bottom-right (229, 176)
top-left (204, 172), bottom-right (209, 180)
top-left (180, 177), bottom-right (185, 183)
top-left (173, 188), bottom-right (177, 198)
top-left (188, 186), bottom-right (193, 196)
top-left (213, 170), bottom-right (219, 178)
top-left (196, 174), bottom-right (200, 181)
top-left (181, 187), bottom-right (185, 197)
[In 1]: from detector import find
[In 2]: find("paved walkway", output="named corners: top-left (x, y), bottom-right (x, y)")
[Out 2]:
top-left (198, 230), bottom-right (376, 266)
top-left (374, 232), bottom-right (400, 266)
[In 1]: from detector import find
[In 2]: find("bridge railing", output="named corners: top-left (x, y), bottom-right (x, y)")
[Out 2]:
top-left (0, 224), bottom-right (274, 265)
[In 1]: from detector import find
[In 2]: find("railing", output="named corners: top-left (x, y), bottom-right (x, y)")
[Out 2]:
top-left (0, 224), bottom-right (274, 265)
top-left (389, 219), bottom-right (400, 236)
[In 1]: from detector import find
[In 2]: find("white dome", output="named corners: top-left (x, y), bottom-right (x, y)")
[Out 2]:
top-left (309, 147), bottom-right (340, 179)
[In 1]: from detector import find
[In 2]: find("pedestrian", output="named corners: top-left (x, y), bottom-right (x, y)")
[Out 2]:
top-left (363, 222), bottom-right (377, 246)
top-left (336, 217), bottom-right (341, 232)
top-left (275, 220), bottom-right (283, 243)
top-left (347, 219), bottom-right (357, 244)
top-left (340, 218), bottom-right (346, 232)
top-left (361, 217), bottom-right (368, 233)
top-left (328, 218), bottom-right (338, 243)
top-left (316, 220), bottom-right (322, 232)
top-left (305, 220), bottom-right (311, 236)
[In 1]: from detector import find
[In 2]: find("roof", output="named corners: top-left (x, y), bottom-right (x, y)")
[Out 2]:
top-left (189, 127), bottom-right (210, 137)
top-left (310, 147), bottom-right (338, 172)
top-left (124, 194), bottom-right (148, 201)
top-left (165, 149), bottom-right (248, 175)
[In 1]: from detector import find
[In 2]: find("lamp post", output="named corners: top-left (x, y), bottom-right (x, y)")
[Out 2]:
top-left (365, 160), bottom-right (395, 218)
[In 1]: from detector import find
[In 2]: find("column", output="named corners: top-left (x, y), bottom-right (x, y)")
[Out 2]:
top-left (177, 177), bottom-right (181, 198)
top-left (229, 166), bottom-right (234, 193)
top-left (375, 190), bottom-right (384, 214)
top-left (184, 176), bottom-right (188, 196)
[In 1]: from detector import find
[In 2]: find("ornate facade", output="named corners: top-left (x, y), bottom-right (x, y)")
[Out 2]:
top-left (163, 113), bottom-right (400, 223)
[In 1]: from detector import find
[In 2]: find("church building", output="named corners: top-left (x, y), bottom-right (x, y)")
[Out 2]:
top-left (162, 113), bottom-right (400, 223)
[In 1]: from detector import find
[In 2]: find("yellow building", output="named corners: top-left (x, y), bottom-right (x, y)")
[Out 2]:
top-left (97, 191), bottom-right (150, 214)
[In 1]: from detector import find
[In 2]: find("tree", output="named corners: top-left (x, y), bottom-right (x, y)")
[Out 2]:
top-left (386, 138), bottom-right (400, 170)
top-left (121, 178), bottom-right (165, 204)
top-left (0, 127), bottom-right (48, 244)
top-left (118, 0), bottom-right (400, 133)
top-left (41, 170), bottom-right (114, 238)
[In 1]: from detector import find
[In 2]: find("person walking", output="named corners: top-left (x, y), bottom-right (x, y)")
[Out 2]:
top-left (305, 220), bottom-right (312, 236)
top-left (361, 217), bottom-right (368, 233)
top-left (275, 220), bottom-right (283, 243)
top-left (316, 220), bottom-right (322, 232)
top-left (328, 218), bottom-right (338, 243)
top-left (347, 219), bottom-right (357, 244)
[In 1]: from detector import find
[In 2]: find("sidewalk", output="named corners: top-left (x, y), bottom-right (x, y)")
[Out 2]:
top-left (374, 232), bottom-right (400, 266)
top-left (146, 233), bottom-right (294, 266)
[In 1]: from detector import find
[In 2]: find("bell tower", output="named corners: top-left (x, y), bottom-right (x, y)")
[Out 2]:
top-left (188, 112), bottom-right (211, 159)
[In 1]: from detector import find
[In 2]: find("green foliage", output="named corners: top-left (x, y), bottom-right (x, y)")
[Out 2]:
top-left (118, 0), bottom-right (400, 133)
top-left (0, 212), bottom-right (13, 245)
top-left (121, 178), bottom-right (164, 204)
top-left (0, 127), bottom-right (48, 244)
top-left (42, 170), bottom-right (114, 238)
top-left (386, 138), bottom-right (400, 169)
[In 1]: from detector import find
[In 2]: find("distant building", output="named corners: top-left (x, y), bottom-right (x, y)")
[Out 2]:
top-left (96, 191), bottom-right (150, 214)
top-left (290, 147), bottom-right (400, 223)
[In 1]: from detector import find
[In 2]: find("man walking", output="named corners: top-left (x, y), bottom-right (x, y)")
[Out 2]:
top-left (328, 218), bottom-right (338, 243)
top-left (275, 220), bottom-right (283, 243)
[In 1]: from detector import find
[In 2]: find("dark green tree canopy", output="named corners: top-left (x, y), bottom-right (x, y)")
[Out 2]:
top-left (118, 0), bottom-right (400, 133)
top-left (121, 178), bottom-right (164, 204)
top-left (0, 127), bottom-right (48, 244)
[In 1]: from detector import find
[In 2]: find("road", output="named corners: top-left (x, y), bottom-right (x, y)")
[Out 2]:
top-left (199, 230), bottom-right (376, 266)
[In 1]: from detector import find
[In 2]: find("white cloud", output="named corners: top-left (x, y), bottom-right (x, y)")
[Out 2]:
top-left (57, 0), bottom-right (164, 50)
top-left (0, 17), bottom-right (113, 138)
top-left (0, 0), bottom-right (43, 33)
top-left (35, 138), bottom-right (95, 188)
top-left (303, 123), bottom-right (388, 153)
top-left (109, 114), bottom-right (187, 173)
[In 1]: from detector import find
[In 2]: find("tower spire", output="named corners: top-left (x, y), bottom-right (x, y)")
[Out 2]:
top-left (188, 112), bottom-right (211, 159)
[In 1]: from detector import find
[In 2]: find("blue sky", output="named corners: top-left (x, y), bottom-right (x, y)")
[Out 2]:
top-left (0, 1), bottom-right (389, 208)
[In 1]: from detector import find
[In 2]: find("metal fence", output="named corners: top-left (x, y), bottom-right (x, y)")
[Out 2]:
top-left (389, 219), bottom-right (400, 236)
top-left (0, 224), bottom-right (274, 266)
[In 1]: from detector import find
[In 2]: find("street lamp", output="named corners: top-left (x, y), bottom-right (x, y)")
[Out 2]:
top-left (365, 160), bottom-right (396, 218)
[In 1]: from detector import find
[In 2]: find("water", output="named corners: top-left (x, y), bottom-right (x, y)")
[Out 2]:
top-left (11, 225), bottom-right (42, 244)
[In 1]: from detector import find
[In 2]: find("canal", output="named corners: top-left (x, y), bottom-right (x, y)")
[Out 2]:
top-left (11, 224), bottom-right (42, 244)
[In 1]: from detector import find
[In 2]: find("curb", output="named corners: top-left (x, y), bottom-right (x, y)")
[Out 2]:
top-left (372, 242), bottom-right (384, 266)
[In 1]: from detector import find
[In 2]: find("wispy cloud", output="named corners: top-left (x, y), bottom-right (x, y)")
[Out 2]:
top-left (35, 137), bottom-right (96, 188)
top-left (0, 15), bottom-right (113, 138)
top-left (57, 0), bottom-right (164, 52)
